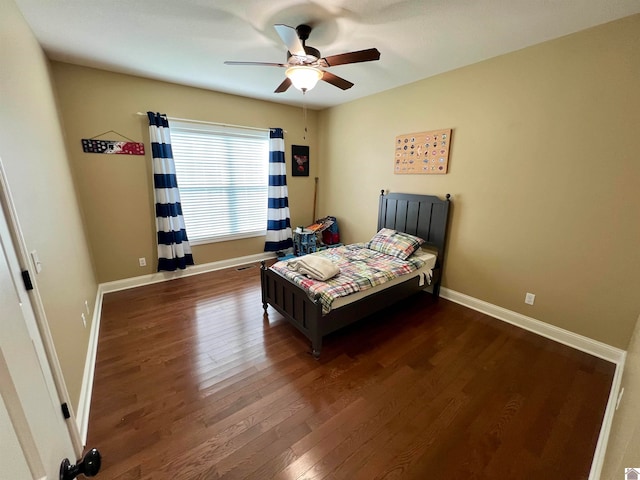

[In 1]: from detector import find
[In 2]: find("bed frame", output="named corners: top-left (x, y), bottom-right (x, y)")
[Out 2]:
top-left (260, 191), bottom-right (451, 358)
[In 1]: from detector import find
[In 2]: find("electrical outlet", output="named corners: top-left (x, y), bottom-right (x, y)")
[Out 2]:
top-left (525, 292), bottom-right (535, 305)
top-left (81, 313), bottom-right (87, 328)
top-left (139, 257), bottom-right (146, 267)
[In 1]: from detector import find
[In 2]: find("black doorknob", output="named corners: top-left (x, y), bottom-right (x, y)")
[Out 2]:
top-left (60, 448), bottom-right (101, 480)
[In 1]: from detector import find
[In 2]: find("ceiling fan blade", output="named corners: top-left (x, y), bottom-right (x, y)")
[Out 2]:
top-left (224, 61), bottom-right (288, 67)
top-left (274, 24), bottom-right (305, 56)
top-left (320, 48), bottom-right (380, 67)
top-left (274, 77), bottom-right (292, 93)
top-left (321, 71), bottom-right (354, 90)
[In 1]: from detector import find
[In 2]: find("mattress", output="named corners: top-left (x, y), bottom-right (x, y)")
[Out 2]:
top-left (331, 248), bottom-right (436, 310)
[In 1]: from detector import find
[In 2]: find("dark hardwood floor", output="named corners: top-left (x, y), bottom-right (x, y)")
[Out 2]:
top-left (87, 262), bottom-right (615, 479)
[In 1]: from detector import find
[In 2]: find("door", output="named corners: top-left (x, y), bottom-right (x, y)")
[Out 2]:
top-left (0, 195), bottom-right (76, 478)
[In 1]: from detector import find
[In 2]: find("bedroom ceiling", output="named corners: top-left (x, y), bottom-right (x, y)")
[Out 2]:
top-left (13, 0), bottom-right (640, 110)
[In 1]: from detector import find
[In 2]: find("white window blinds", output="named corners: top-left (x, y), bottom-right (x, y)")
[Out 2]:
top-left (169, 120), bottom-right (269, 245)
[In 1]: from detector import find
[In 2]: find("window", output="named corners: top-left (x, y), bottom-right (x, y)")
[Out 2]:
top-left (170, 120), bottom-right (269, 245)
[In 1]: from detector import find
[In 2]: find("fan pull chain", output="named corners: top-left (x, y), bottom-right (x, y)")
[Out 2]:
top-left (302, 95), bottom-right (308, 140)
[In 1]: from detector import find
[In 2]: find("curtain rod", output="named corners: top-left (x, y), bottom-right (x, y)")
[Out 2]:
top-left (135, 112), bottom-right (279, 133)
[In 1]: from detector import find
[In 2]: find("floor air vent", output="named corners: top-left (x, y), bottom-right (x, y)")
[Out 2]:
top-left (236, 265), bottom-right (256, 271)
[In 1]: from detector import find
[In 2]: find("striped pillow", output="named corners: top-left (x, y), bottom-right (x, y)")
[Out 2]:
top-left (366, 228), bottom-right (425, 260)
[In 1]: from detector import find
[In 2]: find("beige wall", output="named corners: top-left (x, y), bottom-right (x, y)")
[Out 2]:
top-left (602, 315), bottom-right (640, 478)
top-left (0, 0), bottom-right (98, 410)
top-left (50, 64), bottom-right (318, 283)
top-left (318, 15), bottom-right (640, 349)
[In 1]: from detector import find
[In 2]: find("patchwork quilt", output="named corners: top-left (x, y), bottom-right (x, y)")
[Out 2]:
top-left (270, 244), bottom-right (427, 314)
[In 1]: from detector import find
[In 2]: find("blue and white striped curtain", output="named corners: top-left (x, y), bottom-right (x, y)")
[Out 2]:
top-left (264, 128), bottom-right (293, 252)
top-left (147, 112), bottom-right (194, 271)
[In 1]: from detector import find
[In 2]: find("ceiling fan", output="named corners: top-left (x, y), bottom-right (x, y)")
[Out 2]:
top-left (224, 24), bottom-right (380, 94)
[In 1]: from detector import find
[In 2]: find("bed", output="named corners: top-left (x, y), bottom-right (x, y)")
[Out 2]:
top-left (260, 191), bottom-right (451, 358)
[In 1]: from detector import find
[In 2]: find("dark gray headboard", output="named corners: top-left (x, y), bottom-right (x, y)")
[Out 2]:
top-left (377, 191), bottom-right (451, 267)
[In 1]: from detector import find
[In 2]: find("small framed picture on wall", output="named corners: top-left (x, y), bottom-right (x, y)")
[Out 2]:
top-left (292, 145), bottom-right (309, 177)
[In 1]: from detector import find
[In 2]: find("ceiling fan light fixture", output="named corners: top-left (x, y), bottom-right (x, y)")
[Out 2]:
top-left (285, 66), bottom-right (323, 92)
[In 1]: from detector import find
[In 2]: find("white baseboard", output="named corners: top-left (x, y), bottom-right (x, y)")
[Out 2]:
top-left (589, 353), bottom-right (626, 480)
top-left (438, 287), bottom-right (626, 480)
top-left (100, 252), bottom-right (276, 294)
top-left (75, 252), bottom-right (276, 442)
top-left (75, 285), bottom-right (105, 444)
top-left (439, 287), bottom-right (625, 364)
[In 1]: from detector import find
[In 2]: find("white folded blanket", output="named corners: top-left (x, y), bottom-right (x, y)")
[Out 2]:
top-left (287, 254), bottom-right (339, 281)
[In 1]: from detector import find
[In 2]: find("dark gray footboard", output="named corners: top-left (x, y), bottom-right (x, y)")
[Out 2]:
top-left (261, 261), bottom-right (324, 357)
top-left (261, 260), bottom-right (433, 358)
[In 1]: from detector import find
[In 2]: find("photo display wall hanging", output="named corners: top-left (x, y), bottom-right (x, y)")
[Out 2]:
top-left (394, 128), bottom-right (452, 174)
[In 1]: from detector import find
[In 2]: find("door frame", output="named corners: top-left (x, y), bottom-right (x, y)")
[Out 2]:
top-left (0, 157), bottom-right (83, 455)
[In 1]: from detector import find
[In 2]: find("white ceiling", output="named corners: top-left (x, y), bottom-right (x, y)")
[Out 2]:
top-left (14, 0), bottom-right (640, 110)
